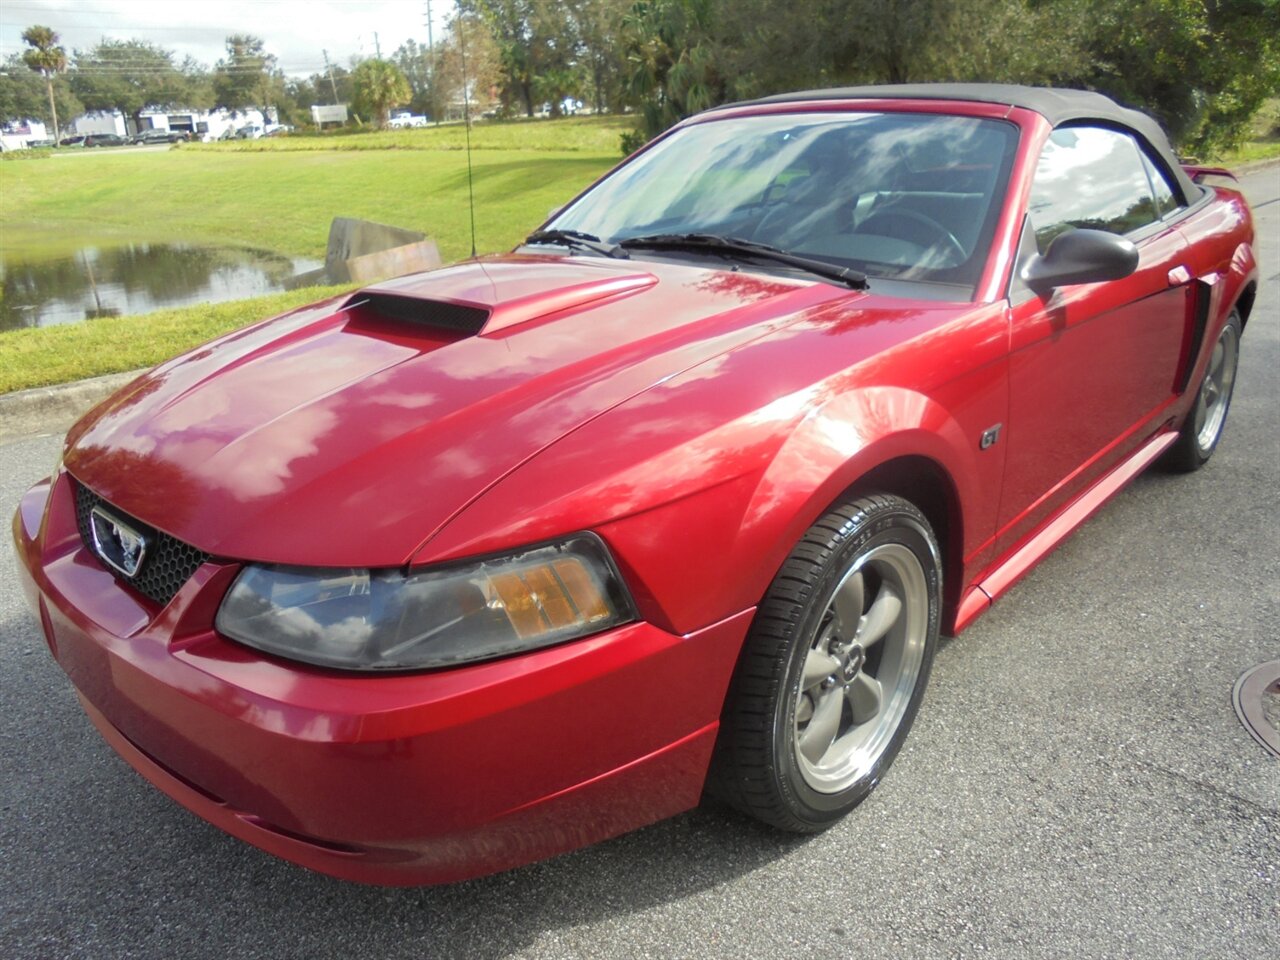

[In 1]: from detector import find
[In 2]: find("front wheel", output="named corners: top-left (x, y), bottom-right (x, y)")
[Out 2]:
top-left (1163, 310), bottom-right (1242, 473)
top-left (708, 494), bottom-right (941, 832)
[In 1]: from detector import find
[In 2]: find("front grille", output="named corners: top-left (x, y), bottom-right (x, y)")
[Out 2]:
top-left (74, 482), bottom-right (211, 607)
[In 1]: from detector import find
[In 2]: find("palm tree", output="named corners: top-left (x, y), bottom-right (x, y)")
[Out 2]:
top-left (353, 59), bottom-right (412, 128)
top-left (21, 25), bottom-right (68, 142)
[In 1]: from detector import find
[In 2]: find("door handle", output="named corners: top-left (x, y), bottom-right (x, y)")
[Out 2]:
top-left (1167, 265), bottom-right (1192, 287)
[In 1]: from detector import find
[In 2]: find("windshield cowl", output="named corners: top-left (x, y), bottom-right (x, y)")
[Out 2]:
top-left (618, 233), bottom-right (868, 290)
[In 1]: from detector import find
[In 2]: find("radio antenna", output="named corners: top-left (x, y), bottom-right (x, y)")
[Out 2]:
top-left (459, 14), bottom-right (477, 258)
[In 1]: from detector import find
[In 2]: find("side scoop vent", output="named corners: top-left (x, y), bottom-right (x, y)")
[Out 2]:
top-left (345, 292), bottom-right (490, 334)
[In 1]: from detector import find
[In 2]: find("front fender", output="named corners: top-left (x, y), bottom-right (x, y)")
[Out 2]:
top-left (722, 386), bottom-right (981, 624)
top-left (420, 301), bottom-right (1009, 635)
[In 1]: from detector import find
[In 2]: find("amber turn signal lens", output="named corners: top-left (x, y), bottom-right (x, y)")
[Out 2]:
top-left (490, 556), bottom-right (612, 640)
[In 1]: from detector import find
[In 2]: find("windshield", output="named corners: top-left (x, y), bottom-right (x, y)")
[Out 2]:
top-left (547, 111), bottom-right (1018, 292)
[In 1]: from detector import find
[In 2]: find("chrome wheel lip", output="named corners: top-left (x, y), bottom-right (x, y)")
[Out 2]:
top-left (792, 541), bottom-right (929, 794)
top-left (1195, 322), bottom-right (1239, 452)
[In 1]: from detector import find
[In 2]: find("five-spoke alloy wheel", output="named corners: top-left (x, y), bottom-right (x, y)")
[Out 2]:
top-left (1164, 309), bottom-right (1243, 473)
top-left (794, 540), bottom-right (930, 794)
top-left (710, 494), bottom-right (941, 831)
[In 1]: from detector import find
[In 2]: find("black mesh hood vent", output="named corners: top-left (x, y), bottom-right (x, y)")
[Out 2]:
top-left (346, 292), bottom-right (490, 334)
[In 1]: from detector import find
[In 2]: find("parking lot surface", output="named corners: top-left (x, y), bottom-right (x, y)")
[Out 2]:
top-left (1, 168), bottom-right (1276, 960)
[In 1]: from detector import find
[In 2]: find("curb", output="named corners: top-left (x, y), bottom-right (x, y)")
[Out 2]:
top-left (1226, 155), bottom-right (1280, 175)
top-left (0, 369), bottom-right (145, 444)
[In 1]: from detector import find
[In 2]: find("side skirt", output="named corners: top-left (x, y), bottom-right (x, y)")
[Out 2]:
top-left (952, 429), bottom-right (1179, 634)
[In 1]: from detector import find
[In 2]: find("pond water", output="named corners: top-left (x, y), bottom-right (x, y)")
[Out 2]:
top-left (0, 242), bottom-right (321, 332)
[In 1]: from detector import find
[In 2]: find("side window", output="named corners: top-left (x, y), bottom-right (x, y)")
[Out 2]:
top-left (1139, 148), bottom-right (1183, 218)
top-left (1028, 126), bottom-right (1160, 252)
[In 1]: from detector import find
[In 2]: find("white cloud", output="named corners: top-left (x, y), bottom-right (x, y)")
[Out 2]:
top-left (0, 0), bottom-right (453, 76)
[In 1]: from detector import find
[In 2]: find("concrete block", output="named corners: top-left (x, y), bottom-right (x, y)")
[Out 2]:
top-left (325, 217), bottom-right (426, 270)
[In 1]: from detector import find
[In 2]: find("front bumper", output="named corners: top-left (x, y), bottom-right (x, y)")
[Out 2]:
top-left (14, 471), bottom-right (751, 885)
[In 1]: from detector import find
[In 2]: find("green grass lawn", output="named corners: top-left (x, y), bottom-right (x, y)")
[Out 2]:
top-left (0, 115), bottom-right (627, 394)
top-left (191, 114), bottom-right (634, 153)
top-left (3, 109), bottom-right (1276, 396)
top-left (1215, 139), bottom-right (1280, 166)
top-left (2, 118), bottom-right (623, 264)
top-left (0, 284), bottom-right (356, 394)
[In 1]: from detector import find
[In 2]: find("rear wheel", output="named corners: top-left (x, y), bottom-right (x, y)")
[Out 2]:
top-left (1163, 310), bottom-right (1242, 473)
top-left (708, 494), bottom-right (941, 832)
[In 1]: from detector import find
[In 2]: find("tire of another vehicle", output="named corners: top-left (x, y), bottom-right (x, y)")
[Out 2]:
top-left (1162, 309), bottom-right (1243, 473)
top-left (708, 494), bottom-right (941, 832)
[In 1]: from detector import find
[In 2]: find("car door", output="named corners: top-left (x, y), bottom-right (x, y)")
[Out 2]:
top-left (994, 125), bottom-right (1195, 555)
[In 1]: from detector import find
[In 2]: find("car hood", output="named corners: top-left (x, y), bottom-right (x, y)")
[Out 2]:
top-left (64, 254), bottom-right (858, 566)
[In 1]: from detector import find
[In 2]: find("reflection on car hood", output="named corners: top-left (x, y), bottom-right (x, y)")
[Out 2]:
top-left (64, 254), bottom-right (859, 566)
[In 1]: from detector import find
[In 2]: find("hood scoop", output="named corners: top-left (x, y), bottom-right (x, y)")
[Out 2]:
top-left (345, 291), bottom-right (491, 334)
top-left (349, 258), bottom-right (658, 338)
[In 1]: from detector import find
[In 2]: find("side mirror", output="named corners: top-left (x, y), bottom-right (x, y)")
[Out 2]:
top-left (1021, 228), bottom-right (1139, 290)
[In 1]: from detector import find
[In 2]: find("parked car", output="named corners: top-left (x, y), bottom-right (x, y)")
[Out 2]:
top-left (129, 129), bottom-right (188, 145)
top-left (14, 84), bottom-right (1258, 886)
top-left (58, 135), bottom-right (85, 147)
top-left (388, 111), bottom-right (428, 128)
top-left (82, 133), bottom-right (127, 148)
top-left (235, 124), bottom-right (264, 140)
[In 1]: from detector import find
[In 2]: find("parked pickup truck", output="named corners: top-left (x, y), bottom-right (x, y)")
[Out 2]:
top-left (388, 111), bottom-right (428, 128)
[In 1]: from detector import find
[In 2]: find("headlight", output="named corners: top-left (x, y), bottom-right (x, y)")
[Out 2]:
top-left (215, 534), bottom-right (635, 671)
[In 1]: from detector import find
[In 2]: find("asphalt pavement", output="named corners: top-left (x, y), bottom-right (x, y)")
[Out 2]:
top-left (1, 168), bottom-right (1277, 960)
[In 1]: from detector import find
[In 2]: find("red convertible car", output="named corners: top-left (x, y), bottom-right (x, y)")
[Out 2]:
top-left (13, 84), bottom-right (1257, 885)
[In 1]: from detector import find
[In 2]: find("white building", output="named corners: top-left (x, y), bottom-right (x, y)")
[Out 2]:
top-left (71, 106), bottom-right (277, 142)
top-left (0, 120), bottom-right (50, 151)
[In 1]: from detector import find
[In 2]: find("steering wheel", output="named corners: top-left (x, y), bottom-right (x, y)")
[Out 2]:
top-left (854, 208), bottom-right (966, 263)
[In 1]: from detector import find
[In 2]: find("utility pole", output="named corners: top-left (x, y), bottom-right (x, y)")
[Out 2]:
top-left (322, 49), bottom-right (339, 103)
top-left (374, 32), bottom-right (382, 59)
top-left (424, 0), bottom-right (438, 125)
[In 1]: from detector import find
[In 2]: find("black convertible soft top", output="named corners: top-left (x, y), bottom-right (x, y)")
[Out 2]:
top-left (719, 83), bottom-right (1198, 203)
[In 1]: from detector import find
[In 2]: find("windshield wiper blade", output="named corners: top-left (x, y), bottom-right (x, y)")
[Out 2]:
top-left (618, 233), bottom-right (868, 290)
top-left (524, 229), bottom-right (629, 259)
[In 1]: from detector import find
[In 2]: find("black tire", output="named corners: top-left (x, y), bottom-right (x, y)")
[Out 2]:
top-left (1162, 310), bottom-right (1243, 473)
top-left (707, 494), bottom-right (941, 832)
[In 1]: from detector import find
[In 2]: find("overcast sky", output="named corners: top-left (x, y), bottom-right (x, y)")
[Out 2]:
top-left (0, 0), bottom-right (455, 76)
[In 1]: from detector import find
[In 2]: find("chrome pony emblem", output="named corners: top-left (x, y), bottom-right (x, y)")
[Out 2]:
top-left (89, 506), bottom-right (149, 578)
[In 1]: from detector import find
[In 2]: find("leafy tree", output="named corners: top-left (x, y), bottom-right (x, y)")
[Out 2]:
top-left (281, 75), bottom-right (320, 125)
top-left (433, 12), bottom-right (504, 120)
top-left (1050, 0), bottom-right (1280, 152)
top-left (676, 0), bottom-right (1075, 99)
top-left (304, 63), bottom-right (353, 107)
top-left (1198, 0), bottom-right (1280, 149)
top-left (0, 52), bottom-right (80, 130)
top-left (393, 38), bottom-right (436, 117)
top-left (20, 25), bottom-right (68, 139)
top-left (571, 0), bottom-right (631, 113)
top-left (463, 0), bottom-right (536, 115)
top-left (70, 40), bottom-right (188, 133)
top-left (351, 58), bottom-right (412, 127)
top-left (462, 0), bottom-right (583, 116)
top-left (176, 56), bottom-right (216, 111)
top-left (623, 0), bottom-right (729, 140)
top-left (213, 35), bottom-right (284, 122)
top-left (622, 0), bottom-right (1277, 154)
